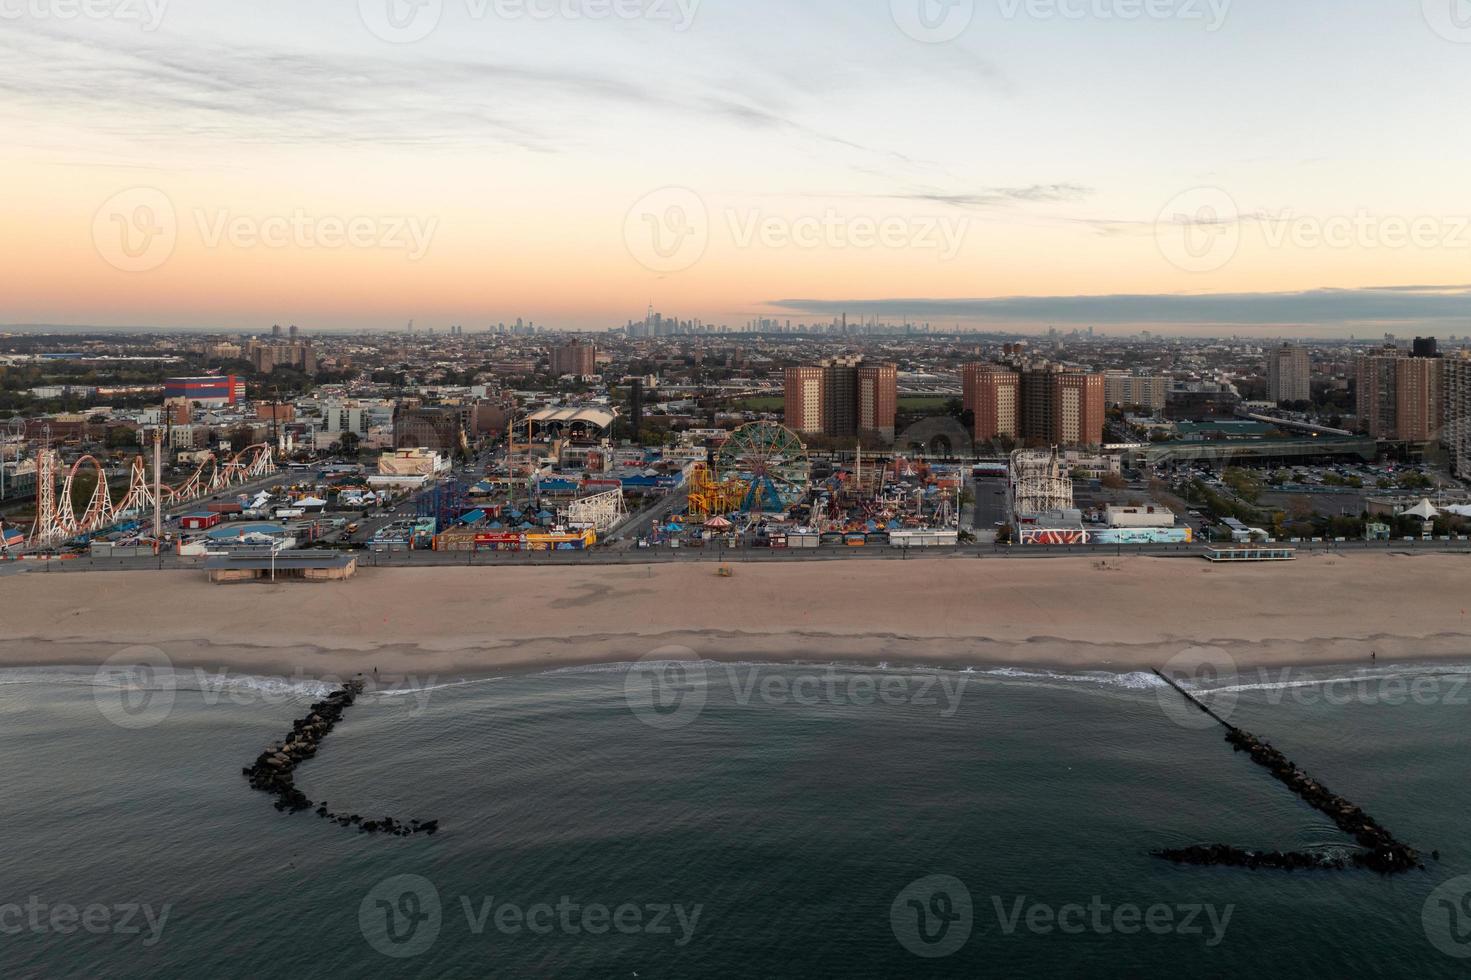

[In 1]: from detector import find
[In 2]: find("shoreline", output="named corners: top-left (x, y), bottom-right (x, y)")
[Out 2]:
top-left (4, 552), bottom-right (1469, 679)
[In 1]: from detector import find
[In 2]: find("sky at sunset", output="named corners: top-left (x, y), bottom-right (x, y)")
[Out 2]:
top-left (3, 1), bottom-right (1471, 335)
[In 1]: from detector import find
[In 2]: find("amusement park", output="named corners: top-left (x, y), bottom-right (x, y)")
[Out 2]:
top-left (665, 422), bottom-right (963, 549)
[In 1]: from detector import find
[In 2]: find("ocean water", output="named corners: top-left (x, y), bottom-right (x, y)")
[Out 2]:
top-left (2, 659), bottom-right (1470, 978)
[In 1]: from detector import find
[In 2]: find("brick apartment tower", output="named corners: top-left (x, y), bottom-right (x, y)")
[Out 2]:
top-left (966, 364), bottom-right (1104, 447)
top-left (1445, 358), bottom-right (1471, 477)
top-left (551, 340), bottom-right (597, 377)
top-left (784, 358), bottom-right (896, 443)
top-left (857, 363), bottom-right (898, 442)
top-left (1356, 348), bottom-right (1444, 442)
top-left (962, 364), bottom-right (1020, 443)
top-left (1050, 371), bottom-right (1106, 447)
top-left (784, 366), bottom-right (824, 434)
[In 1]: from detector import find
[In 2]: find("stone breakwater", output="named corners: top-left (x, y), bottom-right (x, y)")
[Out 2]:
top-left (1151, 669), bottom-right (1422, 875)
top-left (241, 679), bottom-right (439, 838)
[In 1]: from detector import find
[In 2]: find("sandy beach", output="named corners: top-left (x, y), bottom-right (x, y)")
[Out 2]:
top-left (3, 551), bottom-right (1470, 678)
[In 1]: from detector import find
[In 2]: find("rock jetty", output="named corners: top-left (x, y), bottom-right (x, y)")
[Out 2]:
top-left (241, 679), bottom-right (439, 837)
top-left (1153, 845), bottom-right (1350, 871)
top-left (1151, 668), bottom-right (1422, 875)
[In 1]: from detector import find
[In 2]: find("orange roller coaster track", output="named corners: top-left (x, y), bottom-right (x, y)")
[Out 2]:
top-left (29, 443), bottom-right (276, 547)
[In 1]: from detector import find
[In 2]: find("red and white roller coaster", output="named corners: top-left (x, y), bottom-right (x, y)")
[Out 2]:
top-left (29, 442), bottom-right (276, 547)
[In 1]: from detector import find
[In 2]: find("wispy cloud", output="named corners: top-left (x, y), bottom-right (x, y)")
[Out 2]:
top-left (897, 184), bottom-right (1094, 209)
top-left (0, 21), bottom-right (951, 166)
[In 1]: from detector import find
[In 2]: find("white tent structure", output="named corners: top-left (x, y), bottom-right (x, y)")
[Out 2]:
top-left (1403, 498), bottom-right (1440, 520)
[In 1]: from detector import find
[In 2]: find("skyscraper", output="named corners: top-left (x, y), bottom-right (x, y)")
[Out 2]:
top-left (1266, 344), bottom-right (1311, 404)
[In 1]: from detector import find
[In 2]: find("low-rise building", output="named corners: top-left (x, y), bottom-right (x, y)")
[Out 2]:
top-left (1104, 504), bottom-right (1176, 528)
top-left (377, 448), bottom-right (449, 478)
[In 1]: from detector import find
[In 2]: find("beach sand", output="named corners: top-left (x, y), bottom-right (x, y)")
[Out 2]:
top-left (3, 552), bottom-right (1469, 678)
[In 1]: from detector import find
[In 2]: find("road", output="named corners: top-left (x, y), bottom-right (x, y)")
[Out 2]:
top-left (973, 477), bottom-right (1009, 530)
top-left (606, 488), bottom-right (690, 548)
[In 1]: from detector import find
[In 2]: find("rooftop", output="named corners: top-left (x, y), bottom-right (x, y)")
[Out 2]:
top-left (203, 550), bottom-right (356, 572)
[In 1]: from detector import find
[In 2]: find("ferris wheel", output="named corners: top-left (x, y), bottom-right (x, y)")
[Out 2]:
top-left (716, 422), bottom-right (810, 513)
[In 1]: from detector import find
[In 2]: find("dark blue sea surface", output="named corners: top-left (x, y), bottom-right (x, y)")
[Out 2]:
top-left (1, 660), bottom-right (1469, 978)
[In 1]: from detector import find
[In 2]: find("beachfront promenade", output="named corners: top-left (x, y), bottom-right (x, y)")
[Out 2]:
top-left (7, 536), bottom-right (1471, 576)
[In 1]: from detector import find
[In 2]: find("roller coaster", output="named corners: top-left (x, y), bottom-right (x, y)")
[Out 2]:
top-left (29, 442), bottom-right (276, 547)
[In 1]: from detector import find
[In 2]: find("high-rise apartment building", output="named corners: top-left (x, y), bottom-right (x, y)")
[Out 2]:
top-left (1021, 368), bottom-right (1106, 447)
top-left (963, 364), bottom-right (1020, 442)
top-left (1444, 357), bottom-right (1471, 477)
top-left (1266, 344), bottom-right (1312, 404)
top-left (784, 367), bottom-right (824, 435)
top-left (783, 356), bottom-right (897, 442)
top-left (857, 363), bottom-right (898, 443)
top-left (551, 340), bottom-right (597, 377)
top-left (964, 364), bottom-right (1104, 447)
top-left (821, 356), bottom-right (860, 437)
top-left (246, 338), bottom-right (316, 375)
top-left (1355, 347), bottom-right (1443, 442)
top-left (1103, 372), bottom-right (1167, 413)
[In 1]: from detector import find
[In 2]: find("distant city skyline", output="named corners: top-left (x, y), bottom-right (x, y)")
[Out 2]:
top-left (4, 3), bottom-right (1470, 335)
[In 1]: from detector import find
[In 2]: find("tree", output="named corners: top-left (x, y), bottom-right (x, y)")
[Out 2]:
top-left (1288, 496), bottom-right (1315, 523)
